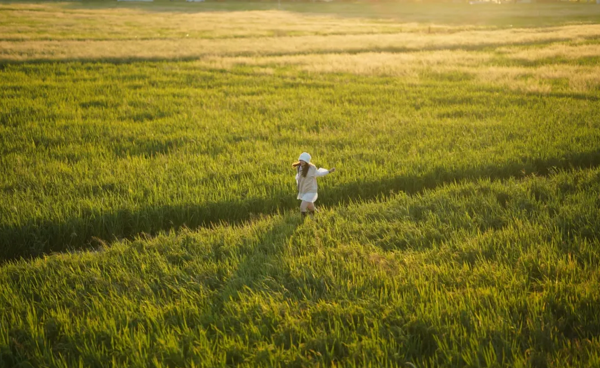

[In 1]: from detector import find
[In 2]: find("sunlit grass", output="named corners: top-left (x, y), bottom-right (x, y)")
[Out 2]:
top-left (2, 24), bottom-right (600, 60)
top-left (2, 59), bottom-right (599, 259)
top-left (3, 14), bottom-right (600, 94)
top-left (0, 7), bottom-right (416, 41)
top-left (197, 41), bottom-right (600, 92)
top-left (1, 2), bottom-right (600, 367)
top-left (2, 168), bottom-right (599, 367)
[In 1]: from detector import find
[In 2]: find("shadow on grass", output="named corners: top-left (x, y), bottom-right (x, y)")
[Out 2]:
top-left (2, 148), bottom-right (600, 263)
top-left (210, 214), bottom-right (300, 310)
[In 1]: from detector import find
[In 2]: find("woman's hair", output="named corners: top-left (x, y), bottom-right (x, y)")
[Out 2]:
top-left (292, 161), bottom-right (310, 177)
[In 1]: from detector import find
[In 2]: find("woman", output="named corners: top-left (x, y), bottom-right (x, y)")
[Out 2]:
top-left (292, 152), bottom-right (335, 220)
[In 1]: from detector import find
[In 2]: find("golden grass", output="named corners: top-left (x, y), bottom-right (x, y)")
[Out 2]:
top-left (499, 42), bottom-right (600, 61)
top-left (2, 24), bottom-right (599, 61)
top-left (197, 50), bottom-right (490, 77)
top-left (0, 5), bottom-right (448, 41)
top-left (196, 50), bottom-right (600, 93)
top-left (2, 3), bottom-right (600, 93)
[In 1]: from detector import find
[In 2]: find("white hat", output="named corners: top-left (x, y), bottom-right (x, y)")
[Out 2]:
top-left (298, 152), bottom-right (311, 163)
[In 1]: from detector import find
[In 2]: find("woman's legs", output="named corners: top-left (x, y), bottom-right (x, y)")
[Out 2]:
top-left (300, 201), bottom-right (310, 212)
top-left (300, 201), bottom-right (316, 221)
top-left (300, 201), bottom-right (316, 219)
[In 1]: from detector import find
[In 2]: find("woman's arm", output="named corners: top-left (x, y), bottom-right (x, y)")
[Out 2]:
top-left (316, 167), bottom-right (335, 177)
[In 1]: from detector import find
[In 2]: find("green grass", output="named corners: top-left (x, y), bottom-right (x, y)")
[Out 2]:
top-left (1, 61), bottom-right (599, 259)
top-left (2, 168), bottom-right (599, 367)
top-left (1, 2), bottom-right (600, 367)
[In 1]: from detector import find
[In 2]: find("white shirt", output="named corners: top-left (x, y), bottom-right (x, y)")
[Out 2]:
top-left (296, 167), bottom-right (329, 202)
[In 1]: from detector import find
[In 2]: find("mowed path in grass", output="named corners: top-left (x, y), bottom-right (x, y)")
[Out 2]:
top-left (1, 3), bottom-right (600, 366)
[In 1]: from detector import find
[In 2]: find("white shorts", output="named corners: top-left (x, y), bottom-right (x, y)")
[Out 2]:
top-left (298, 193), bottom-right (318, 203)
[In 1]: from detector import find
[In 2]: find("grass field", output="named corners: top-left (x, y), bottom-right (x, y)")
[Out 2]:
top-left (1, 2), bottom-right (600, 367)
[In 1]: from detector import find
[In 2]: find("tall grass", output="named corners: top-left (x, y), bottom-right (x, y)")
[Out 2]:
top-left (1, 168), bottom-right (599, 367)
top-left (1, 60), bottom-right (599, 259)
top-left (1, 3), bottom-right (600, 366)
top-left (3, 25), bottom-right (600, 62)
top-left (2, 3), bottom-right (600, 260)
